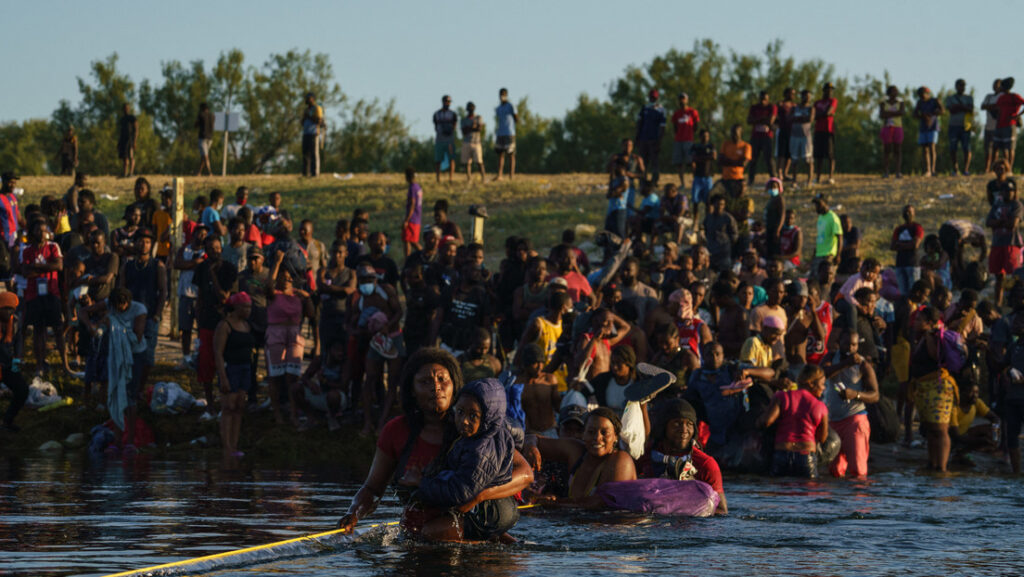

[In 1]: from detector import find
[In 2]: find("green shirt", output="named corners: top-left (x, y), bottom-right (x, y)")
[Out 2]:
top-left (816, 210), bottom-right (842, 257)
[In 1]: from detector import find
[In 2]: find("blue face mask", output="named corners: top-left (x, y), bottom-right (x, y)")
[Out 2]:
top-left (358, 283), bottom-right (375, 296)
top-left (768, 188), bottom-right (781, 197)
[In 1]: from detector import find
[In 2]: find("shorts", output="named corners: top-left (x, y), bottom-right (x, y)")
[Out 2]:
top-left (948, 126), bottom-right (972, 152)
top-left (26, 294), bottom-right (62, 328)
top-left (495, 135), bottom-right (516, 155)
top-left (224, 363), bottom-right (253, 394)
top-left (199, 138), bottom-right (213, 158)
top-left (461, 497), bottom-right (520, 540)
top-left (672, 141), bottom-right (694, 166)
top-left (434, 140), bottom-right (455, 164)
top-left (461, 142), bottom-right (483, 164)
top-left (789, 136), bottom-right (811, 161)
top-left (265, 325), bottom-right (305, 377)
top-left (989, 245), bottom-right (1023, 275)
top-left (402, 222), bottom-right (421, 243)
top-left (813, 132), bottom-right (834, 160)
top-left (984, 129), bottom-right (996, 147)
top-left (692, 176), bottom-right (713, 205)
top-left (880, 125), bottom-right (904, 145)
top-left (918, 129), bottom-right (939, 145)
top-left (117, 140), bottom-right (133, 160)
top-left (775, 130), bottom-right (791, 159)
top-left (178, 296), bottom-right (196, 332)
top-left (143, 317), bottom-right (159, 367)
top-left (994, 126), bottom-right (1017, 151)
top-left (198, 328), bottom-right (216, 384)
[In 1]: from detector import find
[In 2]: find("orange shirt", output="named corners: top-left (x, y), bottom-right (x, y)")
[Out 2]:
top-left (152, 209), bottom-right (172, 258)
top-left (720, 140), bottom-right (752, 181)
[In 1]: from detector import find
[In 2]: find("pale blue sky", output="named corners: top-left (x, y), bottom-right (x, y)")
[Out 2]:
top-left (4, 0), bottom-right (1019, 136)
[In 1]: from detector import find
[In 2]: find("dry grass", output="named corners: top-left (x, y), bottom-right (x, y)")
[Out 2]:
top-left (19, 171), bottom-right (991, 265)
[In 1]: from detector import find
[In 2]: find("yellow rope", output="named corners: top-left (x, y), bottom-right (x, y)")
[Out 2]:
top-left (103, 504), bottom-right (538, 577)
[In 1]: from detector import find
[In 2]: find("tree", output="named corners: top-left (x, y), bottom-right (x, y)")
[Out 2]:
top-left (330, 98), bottom-right (410, 173)
top-left (235, 49), bottom-right (343, 173)
top-left (140, 59), bottom-right (212, 173)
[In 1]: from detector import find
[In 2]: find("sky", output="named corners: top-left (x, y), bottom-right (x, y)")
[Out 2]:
top-left (3, 0), bottom-right (1021, 137)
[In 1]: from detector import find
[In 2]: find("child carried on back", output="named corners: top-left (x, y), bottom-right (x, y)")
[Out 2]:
top-left (408, 378), bottom-right (520, 541)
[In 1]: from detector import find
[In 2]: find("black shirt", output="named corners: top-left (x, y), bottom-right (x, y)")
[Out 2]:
top-left (197, 109), bottom-right (215, 140)
top-left (691, 143), bottom-right (715, 177)
top-left (195, 258), bottom-right (238, 330)
top-left (356, 254), bottom-right (400, 287)
top-left (118, 114), bottom-right (137, 145)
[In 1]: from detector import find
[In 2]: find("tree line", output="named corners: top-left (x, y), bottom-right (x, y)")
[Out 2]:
top-left (0, 40), bottom-right (997, 177)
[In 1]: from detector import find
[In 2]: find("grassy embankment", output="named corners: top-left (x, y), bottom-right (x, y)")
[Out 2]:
top-left (7, 172), bottom-right (994, 472)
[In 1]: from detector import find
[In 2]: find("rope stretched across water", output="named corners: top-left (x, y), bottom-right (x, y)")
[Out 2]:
top-left (102, 504), bottom-right (537, 577)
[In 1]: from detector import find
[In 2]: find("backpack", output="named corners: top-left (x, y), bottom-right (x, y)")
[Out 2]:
top-left (938, 327), bottom-right (967, 374)
top-left (268, 240), bottom-right (308, 285)
top-left (866, 396), bottom-right (900, 444)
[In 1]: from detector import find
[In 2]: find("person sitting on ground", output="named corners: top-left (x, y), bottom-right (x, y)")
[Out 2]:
top-left (401, 378), bottom-right (519, 542)
top-left (637, 399), bottom-right (727, 515)
top-left (920, 234), bottom-right (951, 290)
top-left (951, 384), bottom-right (1000, 455)
top-left (823, 331), bottom-right (880, 478)
top-left (523, 407), bottom-right (637, 509)
top-left (757, 364), bottom-right (829, 478)
top-left (514, 343), bottom-right (560, 436)
top-left (459, 328), bottom-right (502, 382)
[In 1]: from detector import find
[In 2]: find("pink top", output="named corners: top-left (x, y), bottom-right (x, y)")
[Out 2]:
top-left (773, 389), bottom-right (827, 446)
top-left (267, 292), bottom-right (303, 325)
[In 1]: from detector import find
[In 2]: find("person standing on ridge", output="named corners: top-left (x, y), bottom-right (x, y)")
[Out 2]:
top-left (302, 92), bottom-right (324, 177)
top-left (945, 78), bottom-right (974, 176)
top-left (494, 88), bottom-right (518, 181)
top-left (813, 83), bottom-right (837, 185)
top-left (196, 103), bottom-right (215, 177)
top-left (460, 102), bottom-right (485, 182)
top-left (117, 104), bottom-right (138, 179)
top-left (635, 89), bottom-right (667, 184)
top-left (747, 90), bottom-right (778, 185)
top-left (670, 92), bottom-right (699, 188)
top-left (433, 95), bottom-right (458, 183)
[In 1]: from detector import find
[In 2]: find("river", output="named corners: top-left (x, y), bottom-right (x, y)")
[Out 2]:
top-left (1, 455), bottom-right (1022, 576)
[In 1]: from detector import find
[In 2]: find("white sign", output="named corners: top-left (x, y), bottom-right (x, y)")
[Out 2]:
top-left (214, 112), bottom-right (240, 132)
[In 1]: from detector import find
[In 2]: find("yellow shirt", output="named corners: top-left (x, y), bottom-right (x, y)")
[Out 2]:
top-left (739, 335), bottom-right (773, 368)
top-left (153, 209), bottom-right (172, 257)
top-left (954, 399), bottom-right (990, 436)
top-left (55, 214), bottom-right (71, 235)
top-left (535, 316), bottom-right (562, 365)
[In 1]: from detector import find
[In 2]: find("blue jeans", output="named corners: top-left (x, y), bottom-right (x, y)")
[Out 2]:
top-left (894, 266), bottom-right (921, 297)
top-left (771, 450), bottom-right (818, 478)
top-left (604, 209), bottom-right (627, 239)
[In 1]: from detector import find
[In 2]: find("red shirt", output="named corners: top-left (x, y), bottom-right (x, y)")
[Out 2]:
top-left (671, 107), bottom-right (700, 142)
top-left (773, 389), bottom-right (827, 446)
top-left (814, 98), bottom-right (838, 133)
top-left (556, 271), bottom-right (592, 303)
top-left (182, 220), bottom-right (197, 246)
top-left (638, 444), bottom-right (723, 494)
top-left (21, 242), bottom-right (62, 301)
top-left (378, 416), bottom-right (442, 476)
top-left (245, 224), bottom-right (264, 248)
top-left (749, 103), bottom-right (778, 137)
top-left (997, 92), bottom-right (1024, 129)
top-left (806, 301), bottom-right (833, 365)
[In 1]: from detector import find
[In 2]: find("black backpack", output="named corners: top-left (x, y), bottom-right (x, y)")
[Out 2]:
top-left (867, 396), bottom-right (900, 444)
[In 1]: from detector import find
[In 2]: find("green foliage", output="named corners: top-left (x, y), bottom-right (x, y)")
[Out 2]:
top-left (0, 41), bottom-right (1006, 176)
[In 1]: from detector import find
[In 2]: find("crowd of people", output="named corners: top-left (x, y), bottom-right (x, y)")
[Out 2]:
top-left (1, 80), bottom-right (1023, 543)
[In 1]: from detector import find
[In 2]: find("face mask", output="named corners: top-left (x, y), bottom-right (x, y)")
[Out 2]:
top-left (358, 283), bottom-right (375, 296)
top-left (768, 188), bottom-right (780, 197)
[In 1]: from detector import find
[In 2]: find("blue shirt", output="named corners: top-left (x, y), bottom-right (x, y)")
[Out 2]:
top-left (640, 193), bottom-right (661, 219)
top-left (636, 104), bottom-right (667, 141)
top-left (495, 102), bottom-right (516, 137)
top-left (607, 176), bottom-right (628, 214)
top-left (201, 206), bottom-right (221, 229)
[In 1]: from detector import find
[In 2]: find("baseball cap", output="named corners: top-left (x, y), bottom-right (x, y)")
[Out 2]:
top-left (558, 404), bottom-right (587, 427)
top-left (762, 315), bottom-right (785, 331)
top-left (549, 277), bottom-right (569, 288)
top-left (1, 172), bottom-right (19, 183)
top-left (678, 91), bottom-right (689, 100)
top-left (788, 279), bottom-right (809, 297)
top-left (227, 292), bottom-right (252, 307)
top-left (823, 82), bottom-right (835, 90)
top-left (356, 263), bottom-right (377, 279)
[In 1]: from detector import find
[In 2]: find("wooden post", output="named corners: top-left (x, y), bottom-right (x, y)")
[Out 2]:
top-left (169, 177), bottom-right (185, 339)
top-left (471, 215), bottom-right (485, 245)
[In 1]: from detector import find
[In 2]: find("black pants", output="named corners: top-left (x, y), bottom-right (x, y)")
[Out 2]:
top-left (302, 134), bottom-right (319, 177)
top-left (748, 135), bottom-right (776, 184)
top-left (3, 370), bottom-right (28, 426)
top-left (637, 140), bottom-right (661, 182)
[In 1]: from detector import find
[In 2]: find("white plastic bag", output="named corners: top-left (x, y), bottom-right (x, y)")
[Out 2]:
top-left (620, 401), bottom-right (646, 460)
top-left (25, 377), bottom-right (61, 408)
top-left (150, 382), bottom-right (196, 415)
